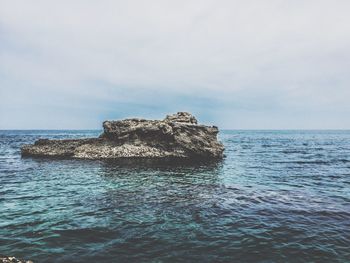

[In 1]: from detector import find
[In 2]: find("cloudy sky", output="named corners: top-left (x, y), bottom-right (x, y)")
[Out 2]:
top-left (0, 0), bottom-right (349, 129)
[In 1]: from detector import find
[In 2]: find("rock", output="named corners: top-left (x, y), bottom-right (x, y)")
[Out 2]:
top-left (21, 112), bottom-right (224, 160)
top-left (0, 256), bottom-right (33, 263)
top-left (164, 112), bottom-right (198, 124)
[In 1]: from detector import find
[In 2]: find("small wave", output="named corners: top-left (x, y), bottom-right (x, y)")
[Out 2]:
top-left (275, 160), bottom-right (330, 165)
top-left (281, 150), bottom-right (309, 154)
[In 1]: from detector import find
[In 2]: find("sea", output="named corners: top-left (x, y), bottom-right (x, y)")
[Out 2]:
top-left (0, 130), bottom-right (349, 262)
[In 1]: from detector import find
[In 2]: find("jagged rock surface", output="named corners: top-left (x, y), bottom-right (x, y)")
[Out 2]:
top-left (21, 112), bottom-right (224, 159)
top-left (0, 256), bottom-right (33, 263)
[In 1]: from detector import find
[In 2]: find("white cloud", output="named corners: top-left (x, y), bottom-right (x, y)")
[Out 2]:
top-left (0, 0), bottom-right (350, 128)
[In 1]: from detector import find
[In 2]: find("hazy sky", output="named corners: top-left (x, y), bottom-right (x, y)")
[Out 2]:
top-left (0, 0), bottom-right (349, 129)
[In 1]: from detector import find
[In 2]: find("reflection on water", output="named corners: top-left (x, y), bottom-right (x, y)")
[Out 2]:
top-left (1, 130), bottom-right (350, 262)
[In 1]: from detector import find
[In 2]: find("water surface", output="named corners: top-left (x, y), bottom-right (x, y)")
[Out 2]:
top-left (0, 130), bottom-right (349, 262)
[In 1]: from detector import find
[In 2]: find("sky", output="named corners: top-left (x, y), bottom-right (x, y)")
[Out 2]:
top-left (0, 0), bottom-right (349, 129)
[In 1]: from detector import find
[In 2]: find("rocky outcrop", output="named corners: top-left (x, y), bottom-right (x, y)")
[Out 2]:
top-left (0, 256), bottom-right (33, 263)
top-left (21, 112), bottom-right (224, 160)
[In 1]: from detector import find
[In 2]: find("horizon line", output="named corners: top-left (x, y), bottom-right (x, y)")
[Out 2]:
top-left (1, 129), bottom-right (350, 131)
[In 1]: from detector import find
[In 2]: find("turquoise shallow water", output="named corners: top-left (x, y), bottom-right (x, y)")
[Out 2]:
top-left (0, 130), bottom-right (350, 262)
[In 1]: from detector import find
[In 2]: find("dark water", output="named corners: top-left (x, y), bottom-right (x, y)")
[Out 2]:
top-left (1, 130), bottom-right (350, 262)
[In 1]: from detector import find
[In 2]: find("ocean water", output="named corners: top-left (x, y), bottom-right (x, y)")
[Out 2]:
top-left (0, 130), bottom-right (349, 262)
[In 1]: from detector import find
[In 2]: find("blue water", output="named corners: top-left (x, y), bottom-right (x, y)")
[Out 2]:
top-left (1, 130), bottom-right (350, 262)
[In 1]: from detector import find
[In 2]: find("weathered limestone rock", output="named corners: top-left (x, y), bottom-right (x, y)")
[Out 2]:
top-left (21, 112), bottom-right (224, 160)
top-left (0, 256), bottom-right (33, 263)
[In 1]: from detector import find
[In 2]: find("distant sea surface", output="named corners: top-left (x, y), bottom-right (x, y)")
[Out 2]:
top-left (0, 130), bottom-right (349, 262)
